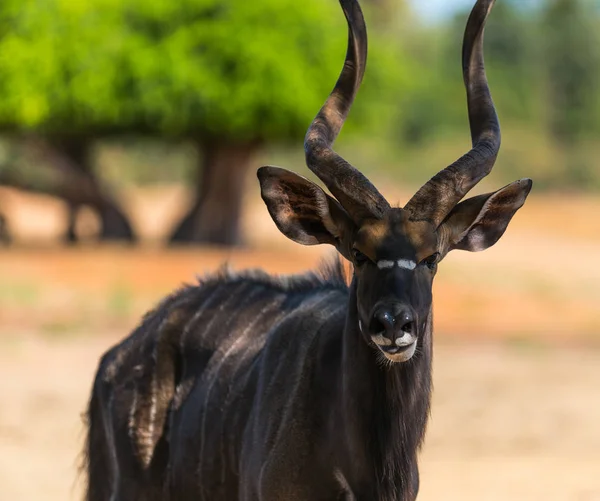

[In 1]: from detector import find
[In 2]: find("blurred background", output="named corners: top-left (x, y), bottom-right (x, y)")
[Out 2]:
top-left (0, 0), bottom-right (599, 500)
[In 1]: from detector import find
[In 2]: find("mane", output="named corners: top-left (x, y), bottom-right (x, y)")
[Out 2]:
top-left (132, 255), bottom-right (350, 341)
top-left (195, 254), bottom-right (351, 295)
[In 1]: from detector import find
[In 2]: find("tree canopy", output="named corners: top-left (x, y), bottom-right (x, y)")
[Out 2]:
top-left (1, 0), bottom-right (600, 194)
top-left (0, 0), bottom-right (406, 141)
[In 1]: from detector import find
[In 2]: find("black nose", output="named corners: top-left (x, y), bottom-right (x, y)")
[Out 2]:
top-left (370, 308), bottom-right (415, 341)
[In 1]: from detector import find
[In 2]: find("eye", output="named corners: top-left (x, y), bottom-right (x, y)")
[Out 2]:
top-left (352, 248), bottom-right (369, 266)
top-left (421, 252), bottom-right (440, 270)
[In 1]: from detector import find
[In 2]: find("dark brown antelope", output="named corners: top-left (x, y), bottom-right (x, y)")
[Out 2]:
top-left (84, 0), bottom-right (531, 499)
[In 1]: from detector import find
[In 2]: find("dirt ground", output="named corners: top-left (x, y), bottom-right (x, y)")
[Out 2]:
top-left (1, 333), bottom-right (599, 501)
top-left (0, 189), bottom-right (599, 500)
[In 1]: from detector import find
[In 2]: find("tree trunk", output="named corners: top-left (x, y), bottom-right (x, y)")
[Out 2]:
top-left (169, 140), bottom-right (259, 246)
top-left (64, 200), bottom-right (79, 244)
top-left (0, 213), bottom-right (10, 245)
top-left (0, 137), bottom-right (136, 243)
top-left (52, 137), bottom-right (136, 243)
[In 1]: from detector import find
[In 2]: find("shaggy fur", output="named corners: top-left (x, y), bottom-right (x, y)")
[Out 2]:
top-left (83, 258), bottom-right (432, 501)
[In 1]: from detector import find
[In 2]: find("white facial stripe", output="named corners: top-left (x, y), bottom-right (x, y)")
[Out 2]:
top-left (397, 259), bottom-right (416, 270)
top-left (376, 259), bottom-right (417, 271)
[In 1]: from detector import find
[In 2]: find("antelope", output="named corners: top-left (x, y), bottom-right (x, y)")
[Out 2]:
top-left (83, 0), bottom-right (531, 500)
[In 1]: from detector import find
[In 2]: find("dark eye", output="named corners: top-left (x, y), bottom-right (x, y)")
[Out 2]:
top-left (352, 248), bottom-right (369, 266)
top-left (421, 252), bottom-right (440, 270)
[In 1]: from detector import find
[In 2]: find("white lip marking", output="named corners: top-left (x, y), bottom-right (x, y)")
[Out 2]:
top-left (377, 260), bottom-right (395, 269)
top-left (397, 259), bottom-right (416, 270)
top-left (358, 320), bottom-right (363, 332)
top-left (395, 332), bottom-right (416, 347)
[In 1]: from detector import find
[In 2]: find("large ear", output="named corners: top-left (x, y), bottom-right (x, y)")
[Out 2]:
top-left (257, 166), bottom-right (354, 253)
top-left (439, 178), bottom-right (532, 253)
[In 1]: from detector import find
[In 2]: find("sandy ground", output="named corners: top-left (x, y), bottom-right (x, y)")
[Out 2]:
top-left (0, 333), bottom-right (599, 501)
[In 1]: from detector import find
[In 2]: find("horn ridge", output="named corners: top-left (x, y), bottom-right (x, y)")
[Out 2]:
top-left (405, 0), bottom-right (500, 226)
top-left (304, 0), bottom-right (390, 221)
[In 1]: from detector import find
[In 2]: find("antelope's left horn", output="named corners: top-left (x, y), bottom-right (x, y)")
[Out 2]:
top-left (405, 0), bottom-right (500, 226)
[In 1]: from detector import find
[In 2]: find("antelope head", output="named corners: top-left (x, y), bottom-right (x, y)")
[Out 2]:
top-left (258, 0), bottom-right (532, 363)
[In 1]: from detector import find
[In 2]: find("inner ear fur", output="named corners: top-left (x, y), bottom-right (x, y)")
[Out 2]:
top-left (257, 166), bottom-right (354, 255)
top-left (440, 178), bottom-right (532, 253)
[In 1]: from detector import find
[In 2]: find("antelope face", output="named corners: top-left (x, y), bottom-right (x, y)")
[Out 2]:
top-left (351, 211), bottom-right (437, 362)
top-left (258, 0), bottom-right (532, 363)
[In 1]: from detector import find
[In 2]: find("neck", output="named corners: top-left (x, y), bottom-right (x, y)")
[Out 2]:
top-left (335, 281), bottom-right (432, 501)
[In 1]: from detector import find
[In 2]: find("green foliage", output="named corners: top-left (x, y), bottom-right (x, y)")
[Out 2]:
top-left (0, 0), bottom-right (405, 141)
top-left (542, 0), bottom-right (600, 144)
top-left (1, 0), bottom-right (600, 190)
top-left (389, 0), bottom-right (600, 190)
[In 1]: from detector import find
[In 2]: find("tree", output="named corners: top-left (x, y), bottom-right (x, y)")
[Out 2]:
top-left (0, 213), bottom-right (9, 245)
top-left (0, 137), bottom-right (136, 242)
top-left (541, 0), bottom-right (600, 185)
top-left (542, 0), bottom-right (599, 144)
top-left (0, 0), bottom-right (405, 245)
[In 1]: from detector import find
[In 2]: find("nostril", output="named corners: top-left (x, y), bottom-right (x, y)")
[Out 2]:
top-left (370, 310), bottom-right (395, 336)
top-left (401, 321), bottom-right (414, 334)
top-left (397, 310), bottom-right (415, 334)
